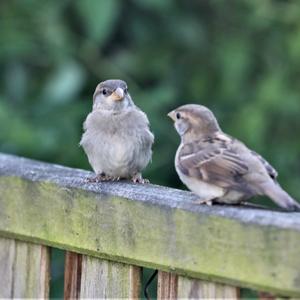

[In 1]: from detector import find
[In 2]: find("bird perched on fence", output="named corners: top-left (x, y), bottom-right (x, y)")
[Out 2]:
top-left (168, 104), bottom-right (300, 211)
top-left (80, 79), bottom-right (154, 183)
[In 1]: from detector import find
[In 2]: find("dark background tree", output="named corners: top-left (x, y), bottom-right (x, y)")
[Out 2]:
top-left (1, 0), bottom-right (299, 297)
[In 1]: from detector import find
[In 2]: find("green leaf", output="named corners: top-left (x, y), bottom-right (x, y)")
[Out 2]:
top-left (132, 0), bottom-right (173, 11)
top-left (76, 0), bottom-right (120, 45)
top-left (41, 61), bottom-right (86, 104)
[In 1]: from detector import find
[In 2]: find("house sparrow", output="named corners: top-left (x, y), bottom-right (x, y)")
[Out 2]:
top-left (168, 104), bottom-right (300, 211)
top-left (80, 79), bottom-right (154, 183)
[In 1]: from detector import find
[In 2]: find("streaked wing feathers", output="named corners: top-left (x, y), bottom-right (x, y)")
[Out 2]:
top-left (178, 137), bottom-right (249, 189)
top-left (250, 150), bottom-right (278, 179)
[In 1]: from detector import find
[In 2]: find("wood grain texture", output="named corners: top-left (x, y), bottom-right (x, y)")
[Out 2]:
top-left (258, 291), bottom-right (296, 300)
top-left (64, 253), bottom-right (141, 299)
top-left (80, 256), bottom-right (141, 298)
top-left (80, 257), bottom-right (141, 299)
top-left (158, 272), bottom-right (239, 300)
top-left (157, 271), bottom-right (178, 299)
top-left (259, 291), bottom-right (276, 300)
top-left (0, 237), bottom-right (49, 298)
top-left (177, 276), bottom-right (240, 299)
top-left (64, 251), bottom-right (82, 299)
top-left (0, 153), bottom-right (300, 297)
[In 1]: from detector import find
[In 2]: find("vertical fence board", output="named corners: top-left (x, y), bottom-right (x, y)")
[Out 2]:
top-left (0, 237), bottom-right (50, 299)
top-left (259, 291), bottom-right (276, 300)
top-left (64, 251), bottom-right (82, 299)
top-left (157, 271), bottom-right (178, 299)
top-left (64, 254), bottom-right (141, 299)
top-left (80, 256), bottom-right (141, 299)
top-left (258, 292), bottom-right (297, 300)
top-left (158, 271), bottom-right (239, 300)
top-left (177, 276), bottom-right (240, 299)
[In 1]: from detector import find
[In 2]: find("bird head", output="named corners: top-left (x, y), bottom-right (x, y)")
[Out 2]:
top-left (93, 79), bottom-right (134, 112)
top-left (168, 104), bottom-right (220, 141)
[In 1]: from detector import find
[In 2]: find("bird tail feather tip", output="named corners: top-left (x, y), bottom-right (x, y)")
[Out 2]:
top-left (263, 182), bottom-right (300, 212)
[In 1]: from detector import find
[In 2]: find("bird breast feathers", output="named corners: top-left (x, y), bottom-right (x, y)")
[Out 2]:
top-left (84, 108), bottom-right (151, 135)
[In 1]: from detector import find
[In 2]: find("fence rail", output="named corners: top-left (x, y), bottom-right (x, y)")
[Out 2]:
top-left (0, 153), bottom-right (299, 298)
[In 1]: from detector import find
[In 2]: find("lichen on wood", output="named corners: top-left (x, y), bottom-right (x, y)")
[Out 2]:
top-left (0, 153), bottom-right (300, 297)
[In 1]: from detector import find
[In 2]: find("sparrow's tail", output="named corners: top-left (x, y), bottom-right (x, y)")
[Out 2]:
top-left (262, 181), bottom-right (300, 211)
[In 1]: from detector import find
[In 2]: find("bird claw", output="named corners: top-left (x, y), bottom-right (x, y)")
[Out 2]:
top-left (85, 174), bottom-right (120, 183)
top-left (87, 173), bottom-right (149, 184)
top-left (131, 174), bottom-right (149, 184)
top-left (193, 199), bottom-right (214, 206)
top-left (85, 176), bottom-right (100, 183)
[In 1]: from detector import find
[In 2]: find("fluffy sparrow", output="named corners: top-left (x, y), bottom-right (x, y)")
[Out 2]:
top-left (168, 104), bottom-right (300, 211)
top-left (80, 79), bottom-right (154, 183)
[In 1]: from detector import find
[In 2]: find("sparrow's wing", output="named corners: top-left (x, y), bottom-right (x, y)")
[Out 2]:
top-left (250, 150), bottom-right (278, 180)
top-left (178, 135), bottom-right (250, 190)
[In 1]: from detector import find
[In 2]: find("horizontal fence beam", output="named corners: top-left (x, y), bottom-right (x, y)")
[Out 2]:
top-left (0, 153), bottom-right (300, 297)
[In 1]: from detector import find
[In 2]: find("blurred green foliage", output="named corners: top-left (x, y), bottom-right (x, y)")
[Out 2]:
top-left (1, 0), bottom-right (300, 297)
top-left (1, 0), bottom-right (300, 192)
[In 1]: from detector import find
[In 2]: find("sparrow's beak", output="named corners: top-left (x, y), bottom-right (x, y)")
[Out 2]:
top-left (167, 110), bottom-right (176, 122)
top-left (111, 87), bottom-right (124, 101)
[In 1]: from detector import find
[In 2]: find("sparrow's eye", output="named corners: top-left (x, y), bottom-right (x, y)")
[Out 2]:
top-left (176, 112), bottom-right (181, 119)
top-left (102, 89), bottom-right (107, 95)
top-left (124, 88), bottom-right (128, 94)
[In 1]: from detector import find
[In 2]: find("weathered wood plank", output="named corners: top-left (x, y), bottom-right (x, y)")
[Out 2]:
top-left (258, 291), bottom-right (297, 300)
top-left (157, 271), bottom-right (178, 299)
top-left (177, 276), bottom-right (240, 299)
top-left (80, 257), bottom-right (141, 298)
top-left (64, 251), bottom-right (82, 299)
top-left (157, 271), bottom-right (239, 299)
top-left (259, 292), bottom-right (276, 300)
top-left (0, 153), bottom-right (300, 296)
top-left (0, 237), bottom-right (50, 298)
top-left (64, 253), bottom-right (141, 299)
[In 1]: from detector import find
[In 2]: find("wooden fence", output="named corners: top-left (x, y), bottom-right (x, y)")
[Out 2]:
top-left (0, 153), bottom-right (299, 299)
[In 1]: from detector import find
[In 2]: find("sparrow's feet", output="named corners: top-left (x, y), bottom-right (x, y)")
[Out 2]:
top-left (86, 173), bottom-right (120, 183)
top-left (131, 173), bottom-right (149, 184)
top-left (193, 198), bottom-right (214, 206)
top-left (86, 175), bottom-right (102, 183)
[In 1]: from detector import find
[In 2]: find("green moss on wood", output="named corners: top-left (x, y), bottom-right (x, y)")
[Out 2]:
top-left (0, 175), bottom-right (300, 297)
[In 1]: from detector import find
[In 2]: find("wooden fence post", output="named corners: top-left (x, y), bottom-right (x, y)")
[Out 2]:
top-left (0, 237), bottom-right (50, 299)
top-left (177, 275), bottom-right (240, 299)
top-left (64, 251), bottom-right (141, 299)
top-left (157, 271), bottom-right (178, 299)
top-left (64, 251), bottom-right (82, 299)
top-left (1, 153), bottom-right (300, 298)
top-left (158, 271), bottom-right (240, 299)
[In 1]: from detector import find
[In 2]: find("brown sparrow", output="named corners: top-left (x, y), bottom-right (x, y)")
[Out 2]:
top-left (80, 79), bottom-right (154, 183)
top-left (168, 104), bottom-right (300, 211)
